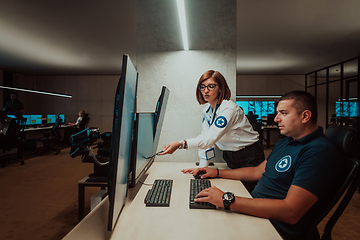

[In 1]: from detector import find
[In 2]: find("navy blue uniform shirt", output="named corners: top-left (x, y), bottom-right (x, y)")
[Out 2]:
top-left (252, 127), bottom-right (342, 240)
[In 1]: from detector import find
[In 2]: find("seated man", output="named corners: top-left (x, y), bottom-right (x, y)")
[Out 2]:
top-left (183, 91), bottom-right (342, 240)
top-left (68, 110), bottom-right (85, 127)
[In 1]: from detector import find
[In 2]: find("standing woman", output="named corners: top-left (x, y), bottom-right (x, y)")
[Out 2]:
top-left (159, 70), bottom-right (265, 169)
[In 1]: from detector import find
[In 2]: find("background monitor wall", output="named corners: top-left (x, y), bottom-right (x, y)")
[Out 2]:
top-left (236, 101), bottom-right (276, 120)
top-left (30, 115), bottom-right (42, 125)
top-left (47, 114), bottom-right (56, 124)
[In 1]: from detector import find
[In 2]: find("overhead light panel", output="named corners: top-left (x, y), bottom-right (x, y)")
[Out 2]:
top-left (0, 85), bottom-right (72, 98)
top-left (176, 0), bottom-right (189, 50)
top-left (237, 95), bottom-right (282, 99)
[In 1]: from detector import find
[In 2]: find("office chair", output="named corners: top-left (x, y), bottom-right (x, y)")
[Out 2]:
top-left (304, 125), bottom-right (360, 240)
top-left (36, 116), bottom-right (62, 155)
top-left (1, 118), bottom-right (25, 168)
top-left (246, 114), bottom-right (265, 144)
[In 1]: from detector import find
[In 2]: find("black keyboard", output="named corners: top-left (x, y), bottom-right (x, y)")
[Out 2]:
top-left (189, 179), bottom-right (216, 209)
top-left (144, 179), bottom-right (173, 207)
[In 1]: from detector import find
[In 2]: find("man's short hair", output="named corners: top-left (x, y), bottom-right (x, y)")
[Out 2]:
top-left (280, 91), bottom-right (318, 124)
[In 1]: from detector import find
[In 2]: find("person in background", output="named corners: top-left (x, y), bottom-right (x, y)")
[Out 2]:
top-left (159, 70), bottom-right (264, 170)
top-left (68, 110), bottom-right (85, 127)
top-left (3, 92), bottom-right (24, 115)
top-left (183, 91), bottom-right (342, 240)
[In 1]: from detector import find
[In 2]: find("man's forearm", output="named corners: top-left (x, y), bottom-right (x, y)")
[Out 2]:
top-left (218, 160), bottom-right (266, 181)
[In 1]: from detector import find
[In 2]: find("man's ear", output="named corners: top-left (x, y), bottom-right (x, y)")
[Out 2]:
top-left (301, 110), bottom-right (312, 124)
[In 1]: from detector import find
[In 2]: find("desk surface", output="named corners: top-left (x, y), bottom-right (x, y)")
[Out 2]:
top-left (64, 162), bottom-right (282, 240)
top-left (23, 124), bottom-right (74, 132)
top-left (0, 124), bottom-right (74, 135)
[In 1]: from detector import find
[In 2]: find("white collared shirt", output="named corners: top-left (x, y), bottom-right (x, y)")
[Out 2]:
top-left (186, 100), bottom-right (259, 162)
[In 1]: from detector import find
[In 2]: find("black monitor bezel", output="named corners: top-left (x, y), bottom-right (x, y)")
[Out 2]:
top-left (107, 54), bottom-right (138, 231)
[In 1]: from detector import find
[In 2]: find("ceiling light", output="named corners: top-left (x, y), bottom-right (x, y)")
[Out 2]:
top-left (237, 95), bottom-right (282, 99)
top-left (0, 85), bottom-right (72, 98)
top-left (176, 0), bottom-right (189, 50)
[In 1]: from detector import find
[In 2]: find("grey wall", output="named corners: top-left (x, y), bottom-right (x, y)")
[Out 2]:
top-left (236, 75), bottom-right (305, 96)
top-left (136, 0), bottom-right (237, 163)
top-left (137, 51), bottom-right (236, 163)
top-left (13, 74), bottom-right (119, 133)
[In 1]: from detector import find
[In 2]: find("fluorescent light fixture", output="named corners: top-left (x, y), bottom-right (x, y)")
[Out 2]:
top-left (236, 95), bottom-right (282, 99)
top-left (0, 85), bottom-right (72, 98)
top-left (176, 0), bottom-right (189, 50)
top-left (338, 97), bottom-right (358, 101)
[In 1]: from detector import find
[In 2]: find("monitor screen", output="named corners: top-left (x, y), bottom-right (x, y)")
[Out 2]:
top-left (22, 115), bottom-right (31, 126)
top-left (30, 115), bottom-right (42, 125)
top-left (128, 87), bottom-right (169, 188)
top-left (107, 54), bottom-right (138, 231)
top-left (336, 101), bottom-right (359, 117)
top-left (236, 101), bottom-right (276, 120)
top-left (349, 102), bottom-right (359, 118)
top-left (58, 114), bottom-right (65, 123)
top-left (128, 113), bottom-right (155, 188)
top-left (152, 86), bottom-right (170, 154)
top-left (47, 114), bottom-right (56, 124)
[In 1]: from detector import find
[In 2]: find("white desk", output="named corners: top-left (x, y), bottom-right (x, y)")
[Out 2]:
top-left (64, 162), bottom-right (282, 240)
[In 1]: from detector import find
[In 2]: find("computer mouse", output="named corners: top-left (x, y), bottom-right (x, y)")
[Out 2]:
top-left (194, 170), bottom-right (206, 179)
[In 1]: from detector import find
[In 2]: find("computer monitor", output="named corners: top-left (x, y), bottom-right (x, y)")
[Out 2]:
top-left (22, 115), bottom-right (31, 126)
top-left (153, 86), bottom-right (170, 154)
top-left (128, 112), bottom-right (155, 188)
top-left (59, 114), bottom-right (65, 123)
top-left (335, 101), bottom-right (359, 118)
top-left (107, 54), bottom-right (138, 231)
top-left (236, 100), bottom-right (276, 120)
top-left (47, 114), bottom-right (56, 124)
top-left (7, 114), bottom-right (30, 126)
top-left (30, 115), bottom-right (42, 125)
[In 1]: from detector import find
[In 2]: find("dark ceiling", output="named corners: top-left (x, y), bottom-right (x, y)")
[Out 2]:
top-left (0, 0), bottom-right (359, 75)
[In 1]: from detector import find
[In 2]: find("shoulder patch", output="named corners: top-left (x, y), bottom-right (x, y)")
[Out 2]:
top-left (214, 116), bottom-right (227, 128)
top-left (275, 155), bottom-right (292, 172)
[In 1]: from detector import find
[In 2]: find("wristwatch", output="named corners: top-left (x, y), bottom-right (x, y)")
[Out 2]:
top-left (222, 192), bottom-right (235, 211)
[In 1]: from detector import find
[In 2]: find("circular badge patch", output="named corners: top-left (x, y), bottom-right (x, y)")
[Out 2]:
top-left (215, 116), bottom-right (227, 128)
top-left (275, 155), bottom-right (292, 172)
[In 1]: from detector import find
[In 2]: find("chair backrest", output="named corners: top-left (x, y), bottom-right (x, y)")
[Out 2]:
top-left (1, 118), bottom-right (22, 150)
top-left (78, 113), bottom-right (90, 131)
top-left (324, 125), bottom-right (358, 159)
top-left (305, 125), bottom-right (359, 240)
top-left (51, 116), bottom-right (62, 138)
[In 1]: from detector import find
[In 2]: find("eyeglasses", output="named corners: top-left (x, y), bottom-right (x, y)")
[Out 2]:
top-left (199, 84), bottom-right (217, 91)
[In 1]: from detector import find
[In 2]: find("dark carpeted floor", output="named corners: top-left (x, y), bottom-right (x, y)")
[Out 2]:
top-left (0, 147), bottom-right (359, 240)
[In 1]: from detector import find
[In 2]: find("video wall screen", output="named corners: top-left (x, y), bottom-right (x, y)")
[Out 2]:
top-left (335, 101), bottom-right (359, 118)
top-left (236, 101), bottom-right (276, 119)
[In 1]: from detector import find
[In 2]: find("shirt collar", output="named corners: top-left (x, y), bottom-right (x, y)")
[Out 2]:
top-left (286, 127), bottom-right (324, 145)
